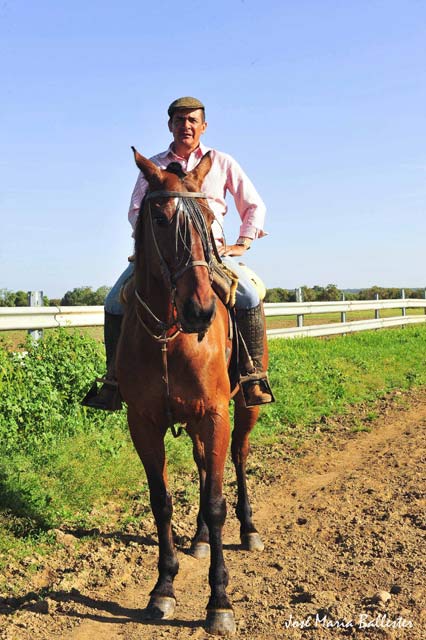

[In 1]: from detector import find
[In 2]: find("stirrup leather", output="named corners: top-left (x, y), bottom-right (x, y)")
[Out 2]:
top-left (95, 376), bottom-right (119, 387)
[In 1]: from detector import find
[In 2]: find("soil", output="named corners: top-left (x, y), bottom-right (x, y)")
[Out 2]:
top-left (1, 389), bottom-right (425, 640)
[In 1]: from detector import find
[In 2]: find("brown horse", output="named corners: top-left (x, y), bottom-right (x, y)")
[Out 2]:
top-left (116, 148), bottom-right (267, 635)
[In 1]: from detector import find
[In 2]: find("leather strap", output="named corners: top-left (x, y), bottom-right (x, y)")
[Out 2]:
top-left (145, 190), bottom-right (206, 199)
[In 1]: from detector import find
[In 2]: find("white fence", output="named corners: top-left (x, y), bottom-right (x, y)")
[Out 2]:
top-left (1, 299), bottom-right (426, 339)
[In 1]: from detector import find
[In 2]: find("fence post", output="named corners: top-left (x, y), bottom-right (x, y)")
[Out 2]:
top-left (424, 288), bottom-right (426, 315)
top-left (401, 288), bottom-right (406, 317)
top-left (296, 287), bottom-right (304, 327)
top-left (340, 292), bottom-right (346, 324)
top-left (375, 293), bottom-right (380, 320)
top-left (28, 290), bottom-right (44, 341)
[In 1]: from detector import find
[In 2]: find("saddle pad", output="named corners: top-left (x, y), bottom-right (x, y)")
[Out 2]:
top-left (236, 263), bottom-right (266, 301)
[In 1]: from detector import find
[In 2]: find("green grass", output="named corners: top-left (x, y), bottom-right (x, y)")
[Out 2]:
top-left (265, 306), bottom-right (425, 329)
top-left (1, 324), bottom-right (426, 586)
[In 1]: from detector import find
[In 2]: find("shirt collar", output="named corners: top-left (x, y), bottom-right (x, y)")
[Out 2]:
top-left (162, 141), bottom-right (211, 162)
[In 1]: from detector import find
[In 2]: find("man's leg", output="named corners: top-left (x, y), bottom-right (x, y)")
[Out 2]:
top-left (82, 264), bottom-right (134, 411)
top-left (221, 258), bottom-right (272, 406)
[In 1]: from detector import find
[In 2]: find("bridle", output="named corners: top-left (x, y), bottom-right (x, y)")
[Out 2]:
top-left (135, 189), bottom-right (214, 338)
top-left (134, 189), bottom-right (215, 437)
top-left (146, 190), bottom-right (213, 286)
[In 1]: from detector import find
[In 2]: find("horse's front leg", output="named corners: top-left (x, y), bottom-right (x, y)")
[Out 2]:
top-left (189, 408), bottom-right (236, 635)
top-left (231, 398), bottom-right (264, 551)
top-left (128, 407), bottom-right (178, 619)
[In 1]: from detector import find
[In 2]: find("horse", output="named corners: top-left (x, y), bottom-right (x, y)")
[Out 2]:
top-left (116, 147), bottom-right (268, 635)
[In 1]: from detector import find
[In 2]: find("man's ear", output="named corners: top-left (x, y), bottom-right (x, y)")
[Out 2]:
top-left (131, 147), bottom-right (162, 183)
top-left (168, 118), bottom-right (173, 133)
top-left (187, 151), bottom-right (212, 186)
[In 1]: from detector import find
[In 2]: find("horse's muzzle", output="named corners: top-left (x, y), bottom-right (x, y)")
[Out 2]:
top-left (180, 297), bottom-right (216, 333)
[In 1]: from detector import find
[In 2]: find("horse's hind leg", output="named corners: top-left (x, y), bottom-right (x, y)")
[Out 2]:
top-left (189, 437), bottom-right (210, 559)
top-left (231, 397), bottom-right (264, 551)
top-left (128, 408), bottom-right (178, 619)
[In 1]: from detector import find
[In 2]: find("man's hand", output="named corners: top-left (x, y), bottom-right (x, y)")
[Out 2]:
top-left (218, 244), bottom-right (248, 257)
top-left (218, 237), bottom-right (252, 257)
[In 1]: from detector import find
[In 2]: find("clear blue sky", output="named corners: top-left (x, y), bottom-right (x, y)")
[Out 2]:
top-left (1, 0), bottom-right (425, 298)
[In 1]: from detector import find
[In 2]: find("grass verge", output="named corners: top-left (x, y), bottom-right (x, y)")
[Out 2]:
top-left (1, 324), bottom-right (426, 591)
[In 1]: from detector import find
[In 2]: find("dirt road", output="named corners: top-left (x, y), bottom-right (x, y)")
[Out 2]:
top-left (1, 390), bottom-right (425, 639)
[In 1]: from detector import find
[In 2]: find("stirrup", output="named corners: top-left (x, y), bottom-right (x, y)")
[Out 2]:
top-left (81, 379), bottom-right (123, 411)
top-left (239, 372), bottom-right (275, 407)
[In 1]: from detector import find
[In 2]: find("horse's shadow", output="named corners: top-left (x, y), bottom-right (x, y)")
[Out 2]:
top-left (2, 527), bottom-right (244, 629)
top-left (3, 587), bottom-right (204, 630)
top-left (62, 526), bottom-right (244, 553)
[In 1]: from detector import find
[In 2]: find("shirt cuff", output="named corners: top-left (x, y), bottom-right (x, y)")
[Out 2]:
top-left (239, 224), bottom-right (268, 240)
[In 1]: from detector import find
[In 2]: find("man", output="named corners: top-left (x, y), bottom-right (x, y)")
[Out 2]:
top-left (84, 96), bottom-right (272, 410)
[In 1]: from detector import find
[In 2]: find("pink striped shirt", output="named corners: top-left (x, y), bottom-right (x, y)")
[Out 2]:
top-left (128, 142), bottom-right (267, 244)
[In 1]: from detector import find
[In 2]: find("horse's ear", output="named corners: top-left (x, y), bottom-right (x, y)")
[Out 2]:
top-left (131, 147), bottom-right (162, 182)
top-left (188, 151), bottom-right (212, 186)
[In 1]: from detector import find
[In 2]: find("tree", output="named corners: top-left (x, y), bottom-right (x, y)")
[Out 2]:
top-left (14, 290), bottom-right (29, 306)
top-left (61, 286), bottom-right (111, 306)
top-left (323, 284), bottom-right (341, 301)
top-left (0, 289), bottom-right (16, 306)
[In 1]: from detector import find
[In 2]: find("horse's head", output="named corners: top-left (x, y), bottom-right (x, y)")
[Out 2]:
top-left (132, 147), bottom-right (216, 334)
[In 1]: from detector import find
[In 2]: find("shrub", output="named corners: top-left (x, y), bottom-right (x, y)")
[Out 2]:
top-left (0, 329), bottom-right (107, 452)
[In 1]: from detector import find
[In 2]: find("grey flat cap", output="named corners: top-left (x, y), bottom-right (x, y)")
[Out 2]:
top-left (167, 96), bottom-right (205, 117)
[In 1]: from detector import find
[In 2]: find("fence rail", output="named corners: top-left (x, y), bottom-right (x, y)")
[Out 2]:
top-left (1, 299), bottom-right (426, 338)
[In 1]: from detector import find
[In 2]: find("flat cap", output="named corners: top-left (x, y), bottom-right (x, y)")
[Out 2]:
top-left (167, 96), bottom-right (205, 117)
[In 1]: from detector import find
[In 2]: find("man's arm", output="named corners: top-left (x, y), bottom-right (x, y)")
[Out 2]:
top-left (219, 153), bottom-right (266, 256)
top-left (128, 172), bottom-right (149, 232)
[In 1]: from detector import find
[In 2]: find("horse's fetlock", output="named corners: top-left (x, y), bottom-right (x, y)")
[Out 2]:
top-left (158, 556), bottom-right (179, 578)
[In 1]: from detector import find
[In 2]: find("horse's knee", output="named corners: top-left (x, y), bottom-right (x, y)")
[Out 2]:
top-left (203, 496), bottom-right (227, 528)
top-left (151, 491), bottom-right (173, 522)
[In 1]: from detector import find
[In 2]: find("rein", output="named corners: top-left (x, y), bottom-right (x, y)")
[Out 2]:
top-left (135, 190), bottom-right (213, 437)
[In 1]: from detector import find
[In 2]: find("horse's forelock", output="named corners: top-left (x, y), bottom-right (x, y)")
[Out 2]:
top-left (166, 162), bottom-right (187, 179)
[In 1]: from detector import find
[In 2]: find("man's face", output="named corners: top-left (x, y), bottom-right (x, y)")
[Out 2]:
top-left (168, 108), bottom-right (207, 151)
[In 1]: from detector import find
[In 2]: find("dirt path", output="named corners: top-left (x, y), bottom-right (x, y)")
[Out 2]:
top-left (1, 390), bottom-right (425, 639)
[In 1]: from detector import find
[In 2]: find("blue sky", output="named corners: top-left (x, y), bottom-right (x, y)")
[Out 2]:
top-left (1, 0), bottom-right (425, 298)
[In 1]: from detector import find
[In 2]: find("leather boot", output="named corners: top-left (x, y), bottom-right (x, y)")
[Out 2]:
top-left (236, 304), bottom-right (273, 406)
top-left (82, 312), bottom-right (123, 411)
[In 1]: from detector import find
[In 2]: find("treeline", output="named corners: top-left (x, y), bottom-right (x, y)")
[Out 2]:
top-left (264, 284), bottom-right (425, 303)
top-left (0, 289), bottom-right (50, 307)
top-left (0, 286), bottom-right (111, 307)
top-left (1, 284), bottom-right (424, 307)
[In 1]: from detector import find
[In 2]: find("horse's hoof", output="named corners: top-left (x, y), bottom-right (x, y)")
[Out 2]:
top-left (206, 608), bottom-right (236, 636)
top-left (241, 532), bottom-right (264, 551)
top-left (190, 541), bottom-right (210, 559)
top-left (145, 595), bottom-right (176, 620)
